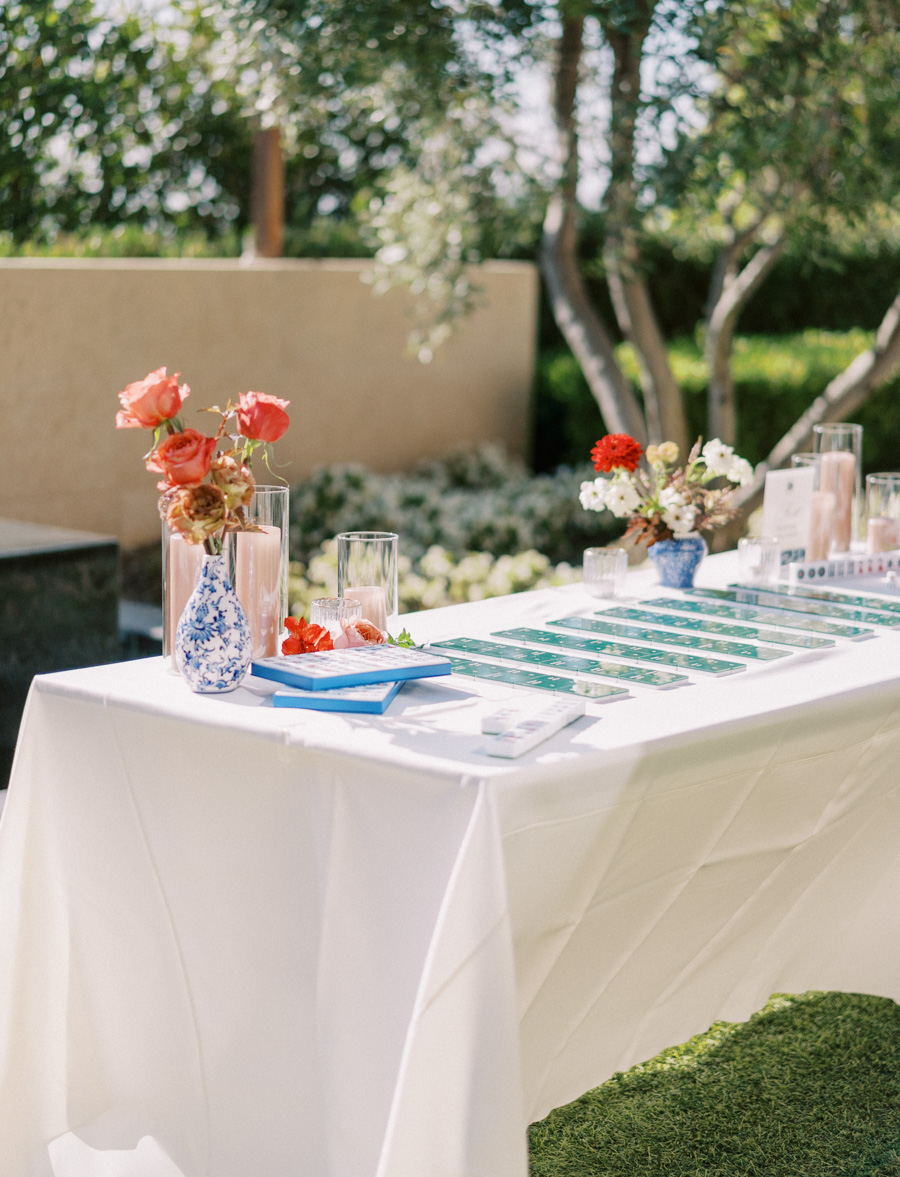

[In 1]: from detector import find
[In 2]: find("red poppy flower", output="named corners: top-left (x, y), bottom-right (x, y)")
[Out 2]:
top-left (282, 616), bottom-right (334, 655)
top-left (591, 434), bottom-right (643, 473)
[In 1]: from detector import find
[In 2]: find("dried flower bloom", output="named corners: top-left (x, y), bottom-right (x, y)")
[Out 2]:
top-left (210, 454), bottom-right (255, 509)
top-left (166, 485), bottom-right (228, 544)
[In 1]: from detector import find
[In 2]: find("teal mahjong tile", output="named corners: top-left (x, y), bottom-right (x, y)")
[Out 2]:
top-left (600, 606), bottom-right (834, 649)
top-left (433, 637), bottom-right (685, 688)
top-left (728, 581), bottom-right (900, 615)
top-left (542, 618), bottom-right (746, 674)
top-left (690, 587), bottom-right (900, 628)
top-left (641, 596), bottom-right (873, 640)
top-left (489, 629), bottom-right (690, 687)
top-left (433, 653), bottom-right (629, 700)
top-left (547, 615), bottom-right (788, 662)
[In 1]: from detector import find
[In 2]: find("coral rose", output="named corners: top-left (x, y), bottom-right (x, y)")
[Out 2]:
top-left (237, 391), bottom-right (291, 443)
top-left (116, 367), bottom-right (189, 429)
top-left (591, 434), bottom-right (644, 473)
top-left (148, 428), bottom-right (217, 487)
top-left (165, 485), bottom-right (227, 544)
top-left (332, 618), bottom-right (387, 648)
top-left (209, 453), bottom-right (255, 509)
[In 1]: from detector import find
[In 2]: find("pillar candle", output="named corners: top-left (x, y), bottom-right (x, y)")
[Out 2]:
top-left (866, 516), bottom-right (900, 554)
top-left (166, 533), bottom-right (204, 659)
top-left (235, 525), bottom-right (282, 657)
top-left (343, 584), bottom-right (388, 633)
top-left (806, 490), bottom-right (836, 563)
top-left (818, 450), bottom-right (856, 552)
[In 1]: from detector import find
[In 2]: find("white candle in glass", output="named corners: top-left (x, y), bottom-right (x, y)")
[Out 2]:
top-left (235, 525), bottom-right (282, 657)
top-left (807, 490), bottom-right (836, 562)
top-left (343, 585), bottom-right (388, 632)
top-left (167, 533), bottom-right (204, 658)
top-left (818, 451), bottom-right (855, 552)
top-left (866, 516), bottom-right (900, 554)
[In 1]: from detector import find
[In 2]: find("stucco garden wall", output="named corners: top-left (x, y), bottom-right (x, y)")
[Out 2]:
top-left (0, 258), bottom-right (538, 546)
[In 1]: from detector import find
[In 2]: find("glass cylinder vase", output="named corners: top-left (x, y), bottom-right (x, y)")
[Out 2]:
top-left (232, 486), bottom-right (289, 659)
top-left (336, 532), bottom-right (399, 634)
top-left (812, 423), bottom-right (863, 553)
top-left (865, 473), bottom-right (900, 554)
top-left (162, 526), bottom-right (205, 668)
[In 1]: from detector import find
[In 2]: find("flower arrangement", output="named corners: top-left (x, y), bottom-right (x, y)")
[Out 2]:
top-left (115, 367), bottom-right (291, 551)
top-left (579, 434), bottom-right (753, 545)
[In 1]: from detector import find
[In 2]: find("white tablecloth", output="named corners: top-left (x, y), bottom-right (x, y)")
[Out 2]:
top-left (3, 552), bottom-right (900, 1177)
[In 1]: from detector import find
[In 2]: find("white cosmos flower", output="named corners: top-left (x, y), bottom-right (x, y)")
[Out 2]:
top-left (701, 438), bottom-right (735, 477)
top-left (604, 474), bottom-right (642, 518)
top-left (662, 502), bottom-right (697, 536)
top-left (728, 456), bottom-right (754, 486)
top-left (579, 478), bottom-right (608, 512)
top-left (658, 486), bottom-right (686, 511)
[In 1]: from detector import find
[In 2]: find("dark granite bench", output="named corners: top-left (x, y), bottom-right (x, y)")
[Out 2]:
top-left (0, 520), bottom-right (120, 788)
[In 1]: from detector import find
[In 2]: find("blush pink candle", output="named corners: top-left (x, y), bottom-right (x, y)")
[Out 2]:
top-left (866, 516), bottom-right (900, 554)
top-left (235, 525), bottom-right (282, 657)
top-left (818, 450), bottom-right (856, 552)
top-left (166, 533), bottom-right (204, 659)
top-left (343, 585), bottom-right (388, 632)
top-left (806, 490), bottom-right (836, 562)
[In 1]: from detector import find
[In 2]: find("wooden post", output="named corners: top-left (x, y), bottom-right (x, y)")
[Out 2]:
top-left (250, 126), bottom-right (284, 258)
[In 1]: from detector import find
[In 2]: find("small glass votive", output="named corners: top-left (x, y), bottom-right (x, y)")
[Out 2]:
top-left (865, 473), bottom-right (900, 554)
top-left (737, 536), bottom-right (781, 586)
top-left (310, 596), bottom-right (363, 638)
top-left (337, 531), bottom-right (399, 633)
top-left (583, 547), bottom-right (628, 598)
top-left (812, 423), bottom-right (863, 552)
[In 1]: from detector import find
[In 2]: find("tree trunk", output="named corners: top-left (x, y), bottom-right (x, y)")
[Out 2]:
top-left (733, 286), bottom-right (900, 519)
top-left (250, 126), bottom-right (284, 258)
top-left (705, 234), bottom-right (786, 443)
top-left (539, 12), bottom-right (647, 443)
top-left (600, 3), bottom-right (689, 455)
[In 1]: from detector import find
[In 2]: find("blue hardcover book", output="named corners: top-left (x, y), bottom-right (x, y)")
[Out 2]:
top-left (251, 645), bottom-right (452, 691)
top-left (272, 679), bottom-right (403, 713)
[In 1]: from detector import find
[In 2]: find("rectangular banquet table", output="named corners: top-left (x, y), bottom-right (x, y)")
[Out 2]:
top-left (2, 551), bottom-right (900, 1177)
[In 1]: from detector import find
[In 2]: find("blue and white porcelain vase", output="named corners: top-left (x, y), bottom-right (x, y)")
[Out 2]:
top-left (175, 553), bottom-right (251, 693)
top-left (648, 535), bottom-right (708, 589)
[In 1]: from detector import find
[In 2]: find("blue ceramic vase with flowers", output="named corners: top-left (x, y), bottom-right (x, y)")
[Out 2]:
top-left (648, 535), bottom-right (708, 589)
top-left (175, 553), bottom-right (251, 692)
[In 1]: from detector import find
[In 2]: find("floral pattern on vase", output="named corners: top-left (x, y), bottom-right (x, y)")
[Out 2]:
top-left (647, 535), bottom-right (708, 589)
top-left (175, 553), bottom-right (251, 692)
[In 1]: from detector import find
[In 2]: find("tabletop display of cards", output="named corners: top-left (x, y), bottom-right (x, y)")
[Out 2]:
top-left (243, 578), bottom-right (900, 755)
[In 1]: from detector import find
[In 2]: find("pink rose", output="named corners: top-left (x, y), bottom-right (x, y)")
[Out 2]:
top-left (237, 391), bottom-right (290, 443)
top-left (116, 367), bottom-right (189, 429)
top-left (332, 618), bottom-right (387, 648)
top-left (148, 428), bottom-right (217, 487)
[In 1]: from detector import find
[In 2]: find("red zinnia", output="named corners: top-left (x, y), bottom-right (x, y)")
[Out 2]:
top-left (282, 616), bottom-right (334, 655)
top-left (591, 433), bottom-right (643, 473)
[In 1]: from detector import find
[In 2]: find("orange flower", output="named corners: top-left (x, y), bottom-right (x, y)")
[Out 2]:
top-left (148, 428), bottom-right (217, 487)
top-left (591, 434), bottom-right (643, 473)
top-left (282, 616), bottom-right (334, 655)
top-left (116, 367), bottom-right (189, 429)
top-left (237, 391), bottom-right (291, 443)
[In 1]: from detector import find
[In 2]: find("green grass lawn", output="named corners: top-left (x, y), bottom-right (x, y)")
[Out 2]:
top-left (529, 991), bottom-right (900, 1177)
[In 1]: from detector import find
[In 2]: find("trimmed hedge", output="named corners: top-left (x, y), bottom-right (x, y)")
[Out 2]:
top-left (534, 330), bottom-right (900, 475)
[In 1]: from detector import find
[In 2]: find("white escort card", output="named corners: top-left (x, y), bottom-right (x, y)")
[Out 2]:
top-left (761, 466), bottom-right (815, 567)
